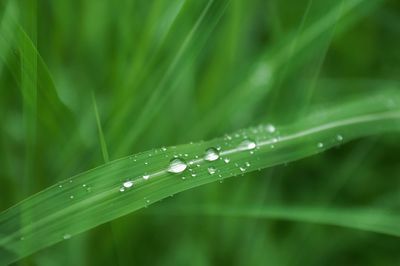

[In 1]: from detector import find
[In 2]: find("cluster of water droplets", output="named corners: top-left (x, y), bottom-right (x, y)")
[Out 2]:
top-left (117, 123), bottom-right (282, 193)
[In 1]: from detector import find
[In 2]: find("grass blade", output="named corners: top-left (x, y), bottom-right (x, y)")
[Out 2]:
top-left (0, 89), bottom-right (399, 264)
top-left (166, 205), bottom-right (400, 237)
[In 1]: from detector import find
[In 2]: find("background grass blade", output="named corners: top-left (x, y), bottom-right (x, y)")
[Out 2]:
top-left (159, 205), bottom-right (400, 238)
top-left (1, 89), bottom-right (400, 264)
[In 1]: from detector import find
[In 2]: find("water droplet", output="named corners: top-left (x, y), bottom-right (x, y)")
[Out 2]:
top-left (143, 175), bottom-right (150, 180)
top-left (168, 158), bottom-right (187, 173)
top-left (208, 167), bottom-right (217, 175)
top-left (204, 147), bottom-right (220, 161)
top-left (317, 142), bottom-right (324, 148)
top-left (161, 147), bottom-right (167, 151)
top-left (82, 184), bottom-right (87, 188)
top-left (58, 185), bottom-right (63, 188)
top-left (239, 167), bottom-right (246, 172)
top-left (191, 173), bottom-right (197, 177)
top-left (123, 180), bottom-right (133, 188)
top-left (272, 137), bottom-right (278, 143)
top-left (63, 234), bottom-right (71, 240)
top-left (119, 187), bottom-right (125, 192)
top-left (69, 195), bottom-right (74, 199)
top-left (144, 162), bottom-right (149, 165)
top-left (239, 139), bottom-right (257, 151)
top-left (224, 158), bottom-right (230, 163)
top-left (336, 134), bottom-right (343, 142)
top-left (266, 124), bottom-right (276, 133)
top-left (245, 162), bottom-right (251, 167)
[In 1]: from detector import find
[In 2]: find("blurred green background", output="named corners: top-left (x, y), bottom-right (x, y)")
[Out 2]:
top-left (1, 0), bottom-right (400, 265)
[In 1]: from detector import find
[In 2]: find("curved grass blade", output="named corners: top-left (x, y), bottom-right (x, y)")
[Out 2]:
top-left (164, 205), bottom-right (400, 238)
top-left (0, 90), bottom-right (400, 264)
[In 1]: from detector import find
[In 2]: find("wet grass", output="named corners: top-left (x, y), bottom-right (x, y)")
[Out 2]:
top-left (1, 0), bottom-right (400, 265)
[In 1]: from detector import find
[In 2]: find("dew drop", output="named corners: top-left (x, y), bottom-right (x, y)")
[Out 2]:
top-left (208, 167), bottom-right (217, 175)
top-left (123, 180), bottom-right (134, 188)
top-left (239, 139), bottom-right (257, 151)
top-left (239, 167), bottom-right (246, 172)
top-left (317, 142), bottom-right (324, 148)
top-left (63, 234), bottom-right (71, 240)
top-left (204, 147), bottom-right (220, 161)
top-left (119, 187), bottom-right (125, 192)
top-left (224, 158), bottom-right (230, 164)
top-left (245, 162), bottom-right (251, 167)
top-left (266, 124), bottom-right (276, 133)
top-left (69, 195), bottom-right (74, 199)
top-left (336, 134), bottom-right (343, 142)
top-left (161, 147), bottom-right (167, 151)
top-left (143, 175), bottom-right (150, 180)
top-left (168, 158), bottom-right (188, 174)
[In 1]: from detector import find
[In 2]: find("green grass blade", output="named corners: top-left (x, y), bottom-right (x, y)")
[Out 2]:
top-left (166, 205), bottom-right (400, 237)
top-left (0, 90), bottom-right (399, 264)
top-left (92, 91), bottom-right (110, 163)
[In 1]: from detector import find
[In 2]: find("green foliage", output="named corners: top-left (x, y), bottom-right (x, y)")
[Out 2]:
top-left (0, 0), bottom-right (399, 265)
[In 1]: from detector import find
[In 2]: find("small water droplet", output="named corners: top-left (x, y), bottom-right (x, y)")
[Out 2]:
top-left (224, 158), bottom-right (230, 163)
top-left (168, 158), bottom-right (187, 173)
top-left (119, 187), bottom-right (125, 192)
top-left (143, 175), bottom-right (150, 180)
top-left (317, 142), bottom-right (324, 148)
top-left (272, 137), bottom-right (278, 143)
top-left (63, 234), bottom-right (71, 240)
top-left (144, 162), bottom-right (149, 165)
top-left (208, 167), bottom-right (217, 175)
top-left (204, 147), bottom-right (220, 161)
top-left (123, 180), bottom-right (134, 188)
top-left (69, 195), bottom-right (74, 199)
top-left (336, 134), bottom-right (343, 142)
top-left (245, 162), bottom-right (251, 167)
top-left (266, 124), bottom-right (276, 133)
top-left (191, 173), bottom-right (197, 177)
top-left (239, 139), bottom-right (257, 151)
top-left (58, 185), bottom-right (63, 188)
top-left (161, 147), bottom-right (167, 151)
top-left (239, 167), bottom-right (246, 172)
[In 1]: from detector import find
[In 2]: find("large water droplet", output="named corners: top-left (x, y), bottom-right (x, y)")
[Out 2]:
top-left (204, 147), bottom-right (220, 161)
top-left (239, 139), bottom-right (257, 151)
top-left (123, 180), bottom-right (133, 188)
top-left (208, 167), bottom-right (217, 175)
top-left (168, 158), bottom-right (187, 174)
